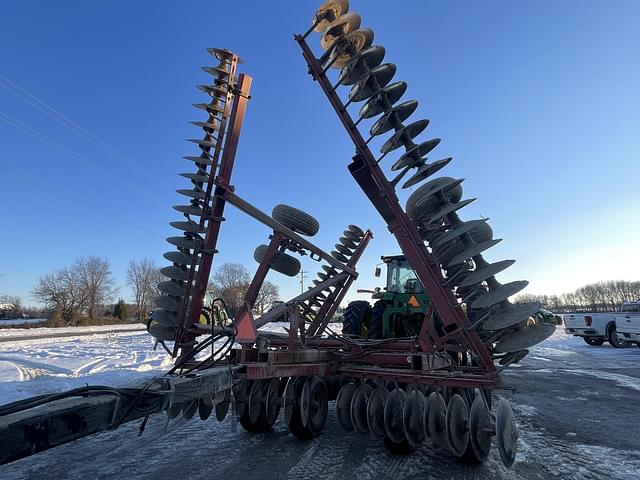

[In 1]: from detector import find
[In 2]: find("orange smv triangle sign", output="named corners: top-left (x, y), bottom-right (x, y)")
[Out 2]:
top-left (407, 295), bottom-right (421, 307)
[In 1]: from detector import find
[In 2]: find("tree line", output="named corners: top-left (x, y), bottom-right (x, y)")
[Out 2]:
top-left (514, 280), bottom-right (640, 313)
top-left (2, 258), bottom-right (281, 326)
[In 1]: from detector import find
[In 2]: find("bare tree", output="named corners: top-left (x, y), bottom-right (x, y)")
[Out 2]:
top-left (255, 281), bottom-right (280, 315)
top-left (32, 267), bottom-right (87, 323)
top-left (127, 258), bottom-right (162, 321)
top-left (207, 263), bottom-right (251, 317)
top-left (515, 280), bottom-right (640, 313)
top-left (75, 257), bottom-right (117, 319)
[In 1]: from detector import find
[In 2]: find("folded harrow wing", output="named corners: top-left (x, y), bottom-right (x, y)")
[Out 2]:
top-left (0, 0), bottom-right (556, 469)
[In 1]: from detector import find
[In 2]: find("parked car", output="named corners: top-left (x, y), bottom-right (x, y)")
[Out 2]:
top-left (614, 301), bottom-right (640, 348)
top-left (563, 304), bottom-right (633, 348)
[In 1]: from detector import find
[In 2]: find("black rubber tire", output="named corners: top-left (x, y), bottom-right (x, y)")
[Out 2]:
top-left (342, 300), bottom-right (371, 337)
top-left (254, 244), bottom-right (301, 277)
top-left (583, 337), bottom-right (604, 346)
top-left (369, 300), bottom-right (386, 339)
top-left (272, 204), bottom-right (320, 236)
top-left (608, 324), bottom-right (630, 349)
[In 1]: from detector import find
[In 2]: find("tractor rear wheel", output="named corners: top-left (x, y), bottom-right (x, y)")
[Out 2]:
top-left (369, 300), bottom-right (386, 339)
top-left (343, 300), bottom-right (372, 337)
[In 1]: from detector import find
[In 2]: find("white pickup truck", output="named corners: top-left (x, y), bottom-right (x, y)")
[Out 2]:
top-left (615, 301), bottom-right (640, 347)
top-left (564, 301), bottom-right (640, 347)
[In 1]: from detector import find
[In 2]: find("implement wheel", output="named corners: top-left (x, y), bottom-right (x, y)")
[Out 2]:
top-left (254, 244), bottom-right (301, 277)
top-left (272, 204), bottom-right (320, 236)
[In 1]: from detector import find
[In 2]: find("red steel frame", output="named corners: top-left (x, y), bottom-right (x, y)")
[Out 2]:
top-left (169, 39), bottom-right (501, 392)
top-left (291, 34), bottom-right (500, 387)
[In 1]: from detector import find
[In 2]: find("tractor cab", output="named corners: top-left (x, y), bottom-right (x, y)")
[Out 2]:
top-left (375, 255), bottom-right (425, 297)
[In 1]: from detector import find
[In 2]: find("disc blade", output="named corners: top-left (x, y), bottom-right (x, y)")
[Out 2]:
top-left (198, 397), bottom-right (214, 420)
top-left (265, 378), bottom-right (281, 426)
top-left (391, 139), bottom-right (442, 171)
top-left (328, 28), bottom-right (375, 68)
top-left (148, 323), bottom-right (176, 341)
top-left (369, 100), bottom-right (419, 137)
top-left (358, 81), bottom-right (407, 119)
top-left (182, 400), bottom-right (198, 420)
top-left (495, 398), bottom-right (518, 467)
top-left (406, 177), bottom-right (463, 219)
top-left (320, 12), bottom-right (362, 50)
top-left (176, 189), bottom-right (206, 200)
top-left (425, 198), bottom-right (477, 226)
top-left (170, 220), bottom-right (205, 234)
top-left (215, 389), bottom-right (231, 422)
top-left (349, 63), bottom-right (397, 102)
top-left (151, 308), bottom-right (178, 327)
top-left (173, 204), bottom-right (203, 216)
top-left (157, 281), bottom-right (185, 297)
top-left (187, 138), bottom-right (217, 149)
top-left (163, 251), bottom-right (194, 266)
top-left (469, 395), bottom-right (492, 461)
top-left (434, 220), bottom-right (490, 248)
top-left (380, 119), bottom-right (429, 154)
top-left (499, 349), bottom-right (529, 366)
top-left (495, 322), bottom-right (555, 352)
top-left (336, 383), bottom-right (357, 431)
top-left (166, 235), bottom-right (203, 250)
top-left (179, 173), bottom-right (209, 184)
top-left (426, 391), bottom-right (447, 448)
top-left (351, 384), bottom-right (373, 433)
top-left (446, 238), bottom-right (501, 268)
top-left (367, 386), bottom-right (388, 439)
top-left (471, 280), bottom-right (528, 310)
top-left (338, 45), bottom-right (386, 85)
top-left (312, 0), bottom-right (350, 33)
top-left (154, 295), bottom-right (182, 312)
top-left (403, 390), bottom-right (426, 447)
top-left (446, 393), bottom-right (470, 457)
top-left (483, 302), bottom-right (541, 330)
top-left (383, 388), bottom-right (407, 444)
top-left (458, 260), bottom-right (515, 289)
top-left (347, 224), bottom-right (365, 237)
top-left (160, 266), bottom-right (188, 281)
top-left (402, 157), bottom-right (452, 188)
top-left (183, 155), bottom-right (213, 166)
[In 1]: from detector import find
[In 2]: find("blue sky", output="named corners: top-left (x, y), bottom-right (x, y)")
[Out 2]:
top-left (1, 0), bottom-right (639, 306)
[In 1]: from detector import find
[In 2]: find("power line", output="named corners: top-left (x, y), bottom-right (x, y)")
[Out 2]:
top-left (0, 111), bottom-right (162, 206)
top-left (0, 169), bottom-right (164, 239)
top-left (0, 73), bottom-right (165, 187)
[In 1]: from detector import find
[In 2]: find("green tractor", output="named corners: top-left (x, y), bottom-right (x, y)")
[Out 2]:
top-left (343, 255), bottom-right (430, 339)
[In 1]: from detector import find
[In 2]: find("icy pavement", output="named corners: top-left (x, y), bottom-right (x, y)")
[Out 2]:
top-left (0, 326), bottom-right (639, 479)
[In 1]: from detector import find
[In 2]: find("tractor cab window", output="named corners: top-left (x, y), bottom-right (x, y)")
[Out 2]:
top-left (386, 259), bottom-right (424, 294)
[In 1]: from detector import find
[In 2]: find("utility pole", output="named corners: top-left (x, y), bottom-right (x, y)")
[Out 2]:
top-left (299, 270), bottom-right (308, 294)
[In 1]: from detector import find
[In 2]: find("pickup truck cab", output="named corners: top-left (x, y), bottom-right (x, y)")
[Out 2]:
top-left (564, 305), bottom-right (632, 348)
top-left (614, 301), bottom-right (640, 347)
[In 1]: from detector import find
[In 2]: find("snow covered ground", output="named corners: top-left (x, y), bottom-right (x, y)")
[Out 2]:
top-left (0, 325), bottom-right (639, 479)
top-left (0, 326), bottom-right (169, 406)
